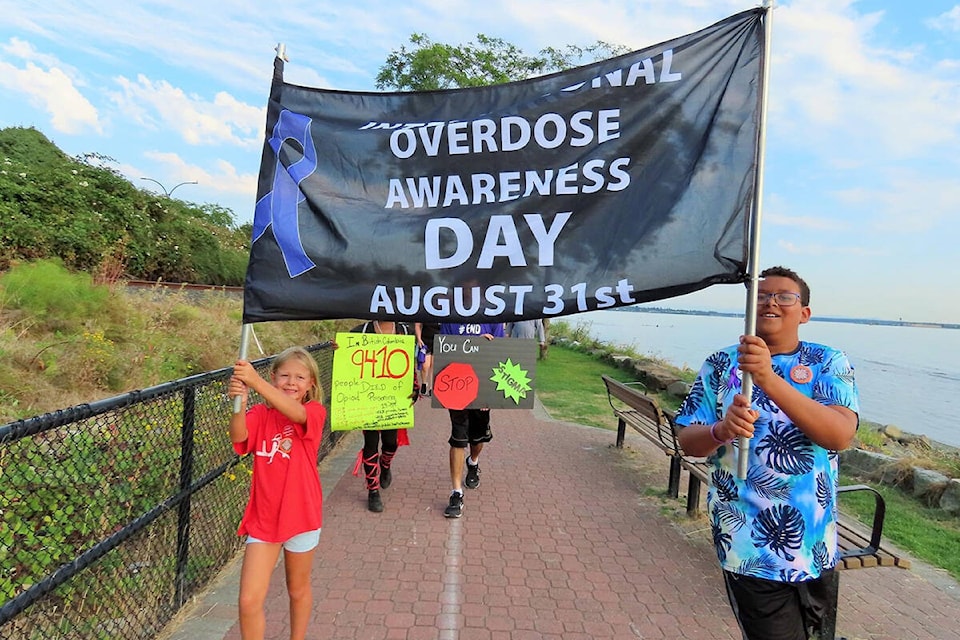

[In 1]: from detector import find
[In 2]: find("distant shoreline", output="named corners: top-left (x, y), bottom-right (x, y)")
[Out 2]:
top-left (619, 306), bottom-right (959, 330)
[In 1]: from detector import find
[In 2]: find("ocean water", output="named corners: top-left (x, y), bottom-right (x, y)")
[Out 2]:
top-left (563, 309), bottom-right (960, 448)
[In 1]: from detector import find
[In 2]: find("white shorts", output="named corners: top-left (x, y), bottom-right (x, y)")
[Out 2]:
top-left (246, 528), bottom-right (321, 553)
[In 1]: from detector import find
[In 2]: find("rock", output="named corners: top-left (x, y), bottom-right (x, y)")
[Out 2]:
top-left (608, 354), bottom-right (633, 367)
top-left (628, 362), bottom-right (679, 391)
top-left (913, 467), bottom-right (949, 499)
top-left (840, 448), bottom-right (897, 478)
top-left (939, 479), bottom-right (960, 515)
top-left (881, 424), bottom-right (932, 449)
top-left (666, 380), bottom-right (690, 399)
top-left (901, 434), bottom-right (932, 449)
top-left (881, 424), bottom-right (904, 440)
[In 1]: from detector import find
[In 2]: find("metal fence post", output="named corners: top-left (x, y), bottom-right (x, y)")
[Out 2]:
top-left (175, 387), bottom-right (196, 606)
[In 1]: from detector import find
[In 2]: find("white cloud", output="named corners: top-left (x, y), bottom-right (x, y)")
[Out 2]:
top-left (142, 151), bottom-right (257, 198)
top-left (0, 37), bottom-right (101, 134)
top-left (3, 37), bottom-right (70, 71)
top-left (833, 170), bottom-right (960, 233)
top-left (771, 2), bottom-right (959, 163)
top-left (767, 213), bottom-right (847, 231)
top-left (110, 75), bottom-right (263, 148)
top-left (926, 6), bottom-right (960, 32)
top-left (776, 239), bottom-right (887, 257)
top-left (0, 59), bottom-right (101, 135)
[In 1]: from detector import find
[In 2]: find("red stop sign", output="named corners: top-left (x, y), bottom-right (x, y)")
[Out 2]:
top-left (433, 362), bottom-right (480, 410)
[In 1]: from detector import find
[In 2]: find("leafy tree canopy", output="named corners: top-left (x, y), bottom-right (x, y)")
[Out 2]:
top-left (376, 33), bottom-right (629, 91)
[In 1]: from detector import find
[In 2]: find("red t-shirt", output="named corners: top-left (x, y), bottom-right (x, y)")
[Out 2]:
top-left (233, 401), bottom-right (326, 542)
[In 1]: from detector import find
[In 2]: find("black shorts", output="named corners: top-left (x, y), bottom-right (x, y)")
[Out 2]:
top-left (448, 409), bottom-right (493, 448)
top-left (723, 569), bottom-right (839, 640)
top-left (421, 323), bottom-right (440, 354)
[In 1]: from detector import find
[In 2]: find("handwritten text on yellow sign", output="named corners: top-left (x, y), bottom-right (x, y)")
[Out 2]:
top-left (331, 332), bottom-right (415, 431)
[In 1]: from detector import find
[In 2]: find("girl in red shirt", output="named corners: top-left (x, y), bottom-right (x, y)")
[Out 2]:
top-left (229, 346), bottom-right (327, 640)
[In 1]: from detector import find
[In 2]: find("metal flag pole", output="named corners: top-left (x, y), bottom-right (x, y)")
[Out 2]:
top-left (232, 324), bottom-right (252, 414)
top-left (737, 0), bottom-right (775, 479)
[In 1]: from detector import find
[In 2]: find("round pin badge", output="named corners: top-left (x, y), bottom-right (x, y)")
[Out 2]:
top-left (790, 364), bottom-right (812, 384)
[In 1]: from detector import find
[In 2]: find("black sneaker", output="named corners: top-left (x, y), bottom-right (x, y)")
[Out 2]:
top-left (464, 461), bottom-right (480, 489)
top-left (444, 492), bottom-right (463, 518)
top-left (380, 467), bottom-right (392, 490)
top-left (368, 490), bottom-right (384, 513)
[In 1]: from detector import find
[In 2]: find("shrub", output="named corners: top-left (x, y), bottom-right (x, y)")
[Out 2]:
top-left (0, 260), bottom-right (109, 332)
top-left (0, 126), bottom-right (250, 285)
top-left (0, 269), bottom-right (355, 423)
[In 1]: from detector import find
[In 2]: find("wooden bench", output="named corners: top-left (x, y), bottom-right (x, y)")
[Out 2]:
top-left (603, 375), bottom-right (684, 498)
top-left (835, 484), bottom-right (910, 570)
top-left (602, 374), bottom-right (909, 572)
top-left (675, 458), bottom-right (910, 571)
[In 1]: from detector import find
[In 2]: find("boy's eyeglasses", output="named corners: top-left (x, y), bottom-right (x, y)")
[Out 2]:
top-left (757, 292), bottom-right (802, 306)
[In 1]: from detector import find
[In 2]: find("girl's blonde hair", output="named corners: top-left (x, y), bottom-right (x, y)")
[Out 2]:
top-left (270, 346), bottom-right (323, 403)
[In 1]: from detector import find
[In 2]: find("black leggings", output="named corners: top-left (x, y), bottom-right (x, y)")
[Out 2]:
top-left (363, 429), bottom-right (398, 457)
top-left (361, 429), bottom-right (399, 490)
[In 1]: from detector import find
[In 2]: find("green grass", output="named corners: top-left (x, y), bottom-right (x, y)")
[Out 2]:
top-left (839, 474), bottom-right (960, 579)
top-left (0, 260), bottom-right (357, 422)
top-left (534, 346), bottom-right (636, 428)
top-left (535, 342), bottom-right (960, 582)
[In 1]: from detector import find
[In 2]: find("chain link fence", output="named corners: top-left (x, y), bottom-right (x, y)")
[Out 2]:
top-left (0, 342), bottom-right (339, 639)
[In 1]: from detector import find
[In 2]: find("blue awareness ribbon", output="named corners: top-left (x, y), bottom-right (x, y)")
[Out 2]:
top-left (252, 109), bottom-right (319, 278)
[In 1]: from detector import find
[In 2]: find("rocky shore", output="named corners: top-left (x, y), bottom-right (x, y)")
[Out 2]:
top-left (842, 426), bottom-right (960, 517)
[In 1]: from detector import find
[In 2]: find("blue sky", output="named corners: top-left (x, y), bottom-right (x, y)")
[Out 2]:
top-left (1, 1), bottom-right (958, 323)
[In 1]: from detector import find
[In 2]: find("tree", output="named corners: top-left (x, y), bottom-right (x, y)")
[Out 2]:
top-left (375, 33), bottom-right (628, 91)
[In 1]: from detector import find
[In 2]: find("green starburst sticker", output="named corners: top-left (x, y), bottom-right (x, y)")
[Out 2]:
top-left (489, 358), bottom-right (532, 404)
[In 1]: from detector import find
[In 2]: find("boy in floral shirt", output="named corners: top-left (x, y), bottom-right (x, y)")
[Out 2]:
top-left (676, 266), bottom-right (859, 640)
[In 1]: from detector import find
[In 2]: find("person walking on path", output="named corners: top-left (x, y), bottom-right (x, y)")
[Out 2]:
top-left (228, 346), bottom-right (327, 640)
top-left (438, 321), bottom-right (504, 518)
top-left (414, 322), bottom-right (440, 396)
top-left (349, 320), bottom-right (415, 513)
top-left (675, 266), bottom-right (860, 640)
top-left (505, 319), bottom-right (546, 357)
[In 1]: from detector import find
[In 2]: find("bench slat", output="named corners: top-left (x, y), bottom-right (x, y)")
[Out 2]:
top-left (615, 410), bottom-right (680, 455)
top-left (836, 513), bottom-right (909, 570)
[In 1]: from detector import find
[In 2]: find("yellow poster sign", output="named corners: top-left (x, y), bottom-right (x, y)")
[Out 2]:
top-left (331, 332), bottom-right (416, 431)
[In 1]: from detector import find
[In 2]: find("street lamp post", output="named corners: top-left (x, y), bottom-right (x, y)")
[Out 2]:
top-left (140, 177), bottom-right (198, 197)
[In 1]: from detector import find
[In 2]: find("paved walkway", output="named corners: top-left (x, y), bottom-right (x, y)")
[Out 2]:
top-left (161, 400), bottom-right (960, 640)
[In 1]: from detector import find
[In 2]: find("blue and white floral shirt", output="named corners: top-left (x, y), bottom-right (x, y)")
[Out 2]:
top-left (675, 341), bottom-right (859, 582)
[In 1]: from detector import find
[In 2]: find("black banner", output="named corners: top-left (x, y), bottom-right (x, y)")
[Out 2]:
top-left (243, 9), bottom-right (763, 324)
